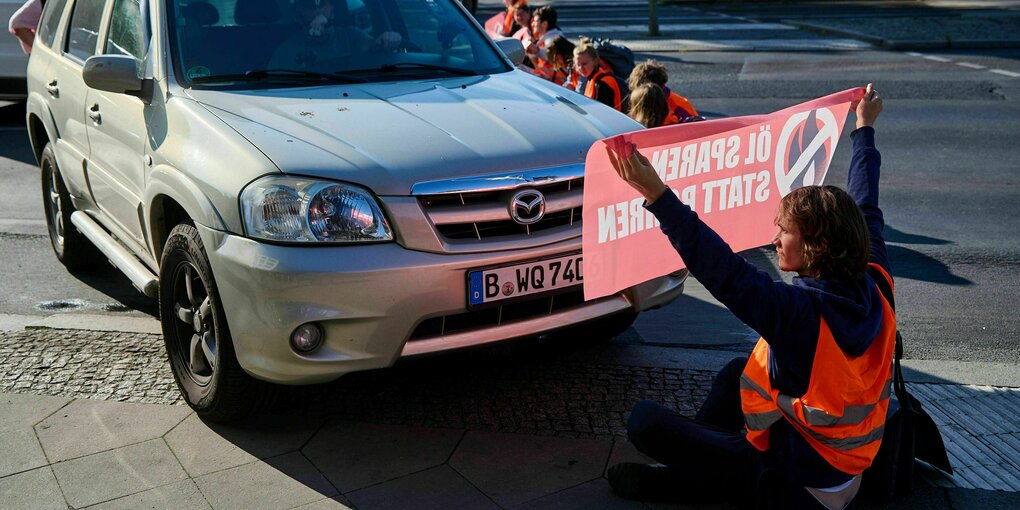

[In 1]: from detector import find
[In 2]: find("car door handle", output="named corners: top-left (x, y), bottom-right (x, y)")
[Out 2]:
top-left (88, 104), bottom-right (101, 124)
top-left (46, 80), bottom-right (59, 98)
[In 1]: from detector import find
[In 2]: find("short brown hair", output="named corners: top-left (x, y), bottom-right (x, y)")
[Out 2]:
top-left (628, 60), bottom-right (669, 91)
top-left (545, 36), bottom-right (575, 69)
top-left (776, 185), bottom-right (870, 282)
top-left (628, 83), bottom-right (668, 128)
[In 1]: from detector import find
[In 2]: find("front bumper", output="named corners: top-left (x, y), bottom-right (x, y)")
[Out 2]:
top-left (198, 224), bottom-right (685, 384)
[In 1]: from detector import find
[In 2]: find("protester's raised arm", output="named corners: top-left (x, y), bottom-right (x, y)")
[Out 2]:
top-left (847, 84), bottom-right (890, 274)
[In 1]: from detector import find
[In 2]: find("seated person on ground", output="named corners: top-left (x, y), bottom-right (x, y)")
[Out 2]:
top-left (629, 60), bottom-right (704, 123)
top-left (574, 39), bottom-right (623, 111)
top-left (628, 83), bottom-right (677, 128)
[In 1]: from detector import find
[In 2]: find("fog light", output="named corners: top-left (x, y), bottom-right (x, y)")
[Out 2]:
top-left (290, 323), bottom-right (323, 353)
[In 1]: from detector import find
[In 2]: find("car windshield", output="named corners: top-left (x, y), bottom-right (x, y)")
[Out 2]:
top-left (167, 0), bottom-right (508, 88)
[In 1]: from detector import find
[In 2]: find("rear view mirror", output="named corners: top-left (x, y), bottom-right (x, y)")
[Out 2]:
top-left (495, 38), bottom-right (525, 66)
top-left (83, 55), bottom-right (152, 103)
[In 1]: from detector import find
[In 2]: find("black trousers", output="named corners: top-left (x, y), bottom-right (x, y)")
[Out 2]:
top-left (625, 357), bottom-right (828, 509)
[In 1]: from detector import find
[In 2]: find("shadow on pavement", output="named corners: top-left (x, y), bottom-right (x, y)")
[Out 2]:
top-left (888, 244), bottom-right (972, 286)
top-left (67, 264), bottom-right (159, 316)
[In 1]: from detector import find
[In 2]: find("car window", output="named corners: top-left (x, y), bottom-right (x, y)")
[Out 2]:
top-left (37, 0), bottom-right (71, 48)
top-left (167, 0), bottom-right (507, 87)
top-left (65, 0), bottom-right (106, 61)
top-left (104, 0), bottom-right (147, 74)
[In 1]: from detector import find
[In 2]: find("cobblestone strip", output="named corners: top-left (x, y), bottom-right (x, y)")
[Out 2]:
top-left (0, 329), bottom-right (718, 439)
top-left (0, 329), bottom-right (183, 405)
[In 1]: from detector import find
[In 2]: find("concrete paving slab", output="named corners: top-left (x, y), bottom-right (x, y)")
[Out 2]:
top-left (302, 421), bottom-right (463, 493)
top-left (35, 397), bottom-right (191, 462)
top-left (193, 452), bottom-right (337, 510)
top-left (605, 440), bottom-right (655, 477)
top-left (84, 479), bottom-right (211, 510)
top-left (513, 478), bottom-right (646, 509)
top-left (902, 360), bottom-right (1020, 387)
top-left (0, 313), bottom-right (40, 332)
top-left (165, 413), bottom-right (324, 478)
top-left (0, 392), bottom-right (69, 432)
top-left (0, 427), bottom-right (47, 478)
top-left (27, 313), bottom-right (161, 335)
top-left (50, 438), bottom-right (189, 508)
top-left (450, 431), bottom-right (612, 507)
top-left (0, 466), bottom-right (67, 510)
top-left (346, 465), bottom-right (498, 510)
top-left (291, 496), bottom-right (355, 510)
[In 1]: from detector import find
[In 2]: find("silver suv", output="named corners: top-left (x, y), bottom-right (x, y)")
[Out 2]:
top-left (26, 0), bottom-right (686, 421)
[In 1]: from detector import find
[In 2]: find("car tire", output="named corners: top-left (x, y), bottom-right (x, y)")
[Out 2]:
top-left (40, 143), bottom-right (102, 270)
top-left (558, 310), bottom-right (639, 341)
top-left (159, 223), bottom-right (275, 423)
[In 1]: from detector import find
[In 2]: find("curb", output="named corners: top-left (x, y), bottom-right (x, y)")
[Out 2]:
top-left (789, 20), bottom-right (1020, 50)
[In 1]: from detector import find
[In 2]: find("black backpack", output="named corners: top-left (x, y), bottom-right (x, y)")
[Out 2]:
top-left (586, 37), bottom-right (635, 80)
top-left (861, 268), bottom-right (953, 501)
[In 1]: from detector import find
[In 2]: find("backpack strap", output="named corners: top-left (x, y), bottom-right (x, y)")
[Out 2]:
top-left (867, 264), bottom-right (909, 401)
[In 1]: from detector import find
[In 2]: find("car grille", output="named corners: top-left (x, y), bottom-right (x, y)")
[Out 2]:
top-left (413, 165), bottom-right (585, 243)
top-left (408, 288), bottom-right (602, 340)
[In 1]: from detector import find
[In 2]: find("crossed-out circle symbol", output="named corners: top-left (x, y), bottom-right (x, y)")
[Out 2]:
top-left (774, 107), bottom-right (840, 196)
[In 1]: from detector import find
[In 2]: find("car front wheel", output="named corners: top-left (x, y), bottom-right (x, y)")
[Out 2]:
top-left (159, 223), bottom-right (275, 423)
top-left (40, 143), bottom-right (101, 269)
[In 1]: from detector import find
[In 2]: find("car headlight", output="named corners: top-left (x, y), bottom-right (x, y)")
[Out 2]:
top-left (241, 176), bottom-right (393, 243)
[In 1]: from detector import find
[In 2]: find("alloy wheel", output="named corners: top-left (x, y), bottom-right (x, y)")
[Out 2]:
top-left (45, 162), bottom-right (64, 249)
top-left (170, 261), bottom-right (217, 385)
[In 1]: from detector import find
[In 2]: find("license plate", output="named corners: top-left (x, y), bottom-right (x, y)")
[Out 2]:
top-left (468, 253), bottom-right (583, 307)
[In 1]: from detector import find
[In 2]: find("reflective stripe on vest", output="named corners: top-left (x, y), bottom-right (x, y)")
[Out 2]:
top-left (739, 264), bottom-right (896, 475)
top-left (583, 68), bottom-right (623, 111)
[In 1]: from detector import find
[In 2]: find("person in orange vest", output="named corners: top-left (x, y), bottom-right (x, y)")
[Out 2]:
top-left (605, 85), bottom-right (889, 509)
top-left (628, 61), bottom-right (704, 123)
top-left (628, 83), bottom-right (678, 128)
top-left (525, 5), bottom-right (563, 82)
top-left (485, 0), bottom-right (527, 38)
top-left (543, 36), bottom-right (578, 89)
top-left (574, 40), bottom-right (624, 111)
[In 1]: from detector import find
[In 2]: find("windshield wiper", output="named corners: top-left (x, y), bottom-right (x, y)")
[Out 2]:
top-left (191, 69), bottom-right (366, 84)
top-left (369, 63), bottom-right (477, 76)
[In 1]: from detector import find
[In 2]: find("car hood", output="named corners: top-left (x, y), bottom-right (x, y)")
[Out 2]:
top-left (186, 71), bottom-right (639, 196)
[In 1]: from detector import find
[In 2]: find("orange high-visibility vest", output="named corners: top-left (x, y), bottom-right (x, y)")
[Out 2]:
top-left (660, 111), bottom-right (680, 127)
top-left (583, 68), bottom-right (623, 111)
top-left (502, 0), bottom-right (528, 36)
top-left (740, 263), bottom-right (896, 475)
top-left (667, 90), bottom-right (698, 119)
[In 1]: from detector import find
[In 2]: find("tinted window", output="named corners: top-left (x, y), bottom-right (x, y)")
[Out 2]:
top-left (105, 0), bottom-right (147, 73)
top-left (37, 0), bottom-right (71, 48)
top-left (167, 0), bottom-right (507, 87)
top-left (65, 0), bottom-right (106, 61)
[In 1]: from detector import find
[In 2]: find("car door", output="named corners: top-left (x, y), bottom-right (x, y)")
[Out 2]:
top-left (46, 0), bottom-right (105, 201)
top-left (83, 0), bottom-right (148, 244)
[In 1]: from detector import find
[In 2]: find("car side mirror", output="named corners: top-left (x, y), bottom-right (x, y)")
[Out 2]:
top-left (494, 37), bottom-right (525, 66)
top-left (83, 55), bottom-right (153, 104)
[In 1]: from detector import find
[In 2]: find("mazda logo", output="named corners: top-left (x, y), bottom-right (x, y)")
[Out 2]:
top-left (509, 189), bottom-right (546, 225)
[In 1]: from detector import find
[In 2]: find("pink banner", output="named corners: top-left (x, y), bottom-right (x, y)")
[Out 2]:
top-left (582, 88), bottom-right (865, 301)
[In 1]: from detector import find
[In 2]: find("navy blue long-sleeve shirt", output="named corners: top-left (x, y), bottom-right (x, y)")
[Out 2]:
top-left (645, 127), bottom-right (888, 486)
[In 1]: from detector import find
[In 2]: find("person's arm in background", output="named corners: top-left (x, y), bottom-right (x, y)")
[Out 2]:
top-left (847, 84), bottom-right (889, 275)
top-left (8, 0), bottom-right (42, 54)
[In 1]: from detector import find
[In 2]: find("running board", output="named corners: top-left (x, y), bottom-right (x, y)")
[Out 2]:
top-left (70, 211), bottom-right (159, 298)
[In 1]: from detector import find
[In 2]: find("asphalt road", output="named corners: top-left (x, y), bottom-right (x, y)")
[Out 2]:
top-left (1, 1), bottom-right (1019, 368)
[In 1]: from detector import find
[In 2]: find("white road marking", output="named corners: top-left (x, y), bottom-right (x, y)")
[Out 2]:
top-left (990, 69), bottom-right (1020, 78)
top-left (616, 38), bottom-right (871, 52)
top-left (924, 55), bottom-right (953, 63)
top-left (906, 51), bottom-right (924, 57)
top-left (570, 22), bottom-right (796, 33)
top-left (957, 62), bottom-right (986, 69)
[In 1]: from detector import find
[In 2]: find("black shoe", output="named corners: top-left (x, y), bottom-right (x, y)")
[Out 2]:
top-left (607, 462), bottom-right (677, 501)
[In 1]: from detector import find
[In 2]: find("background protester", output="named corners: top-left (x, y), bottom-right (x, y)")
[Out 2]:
top-left (8, 0), bottom-right (42, 54)
top-left (526, 5), bottom-right (563, 81)
top-left (628, 83), bottom-right (677, 128)
top-left (574, 40), bottom-right (624, 111)
top-left (543, 35), bottom-right (579, 88)
top-left (485, 0), bottom-right (528, 37)
top-left (629, 60), bottom-right (704, 123)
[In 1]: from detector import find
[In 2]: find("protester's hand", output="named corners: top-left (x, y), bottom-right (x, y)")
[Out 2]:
top-left (855, 83), bottom-right (883, 129)
top-left (525, 42), bottom-right (539, 55)
top-left (607, 144), bottom-right (669, 204)
top-left (377, 31), bottom-right (403, 51)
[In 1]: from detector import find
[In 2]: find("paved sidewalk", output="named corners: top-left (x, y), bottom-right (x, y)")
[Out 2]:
top-left (2, 315), bottom-right (1020, 509)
